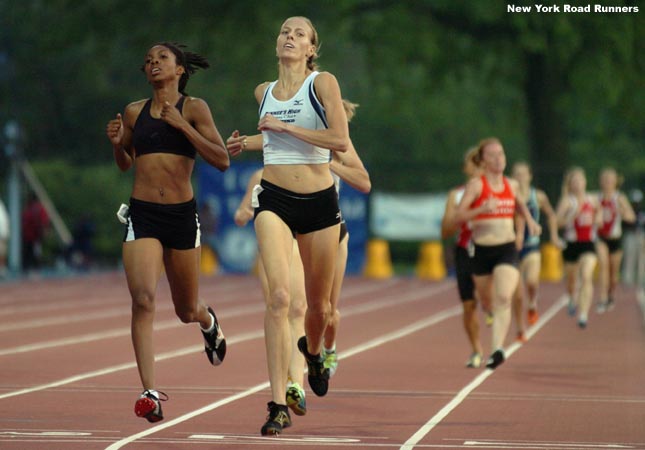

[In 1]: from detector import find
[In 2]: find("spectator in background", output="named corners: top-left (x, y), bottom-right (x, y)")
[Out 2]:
top-left (0, 198), bottom-right (9, 277)
top-left (22, 192), bottom-right (49, 270)
top-left (68, 213), bottom-right (96, 271)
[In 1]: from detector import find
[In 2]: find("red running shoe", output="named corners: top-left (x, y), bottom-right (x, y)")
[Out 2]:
top-left (134, 390), bottom-right (168, 423)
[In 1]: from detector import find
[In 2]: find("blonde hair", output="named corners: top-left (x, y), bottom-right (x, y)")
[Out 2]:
top-left (562, 166), bottom-right (585, 197)
top-left (342, 99), bottom-right (359, 122)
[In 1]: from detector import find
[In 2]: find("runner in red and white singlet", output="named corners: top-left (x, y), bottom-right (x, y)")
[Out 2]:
top-left (556, 167), bottom-right (602, 328)
top-left (595, 167), bottom-right (636, 312)
top-left (441, 147), bottom-right (484, 369)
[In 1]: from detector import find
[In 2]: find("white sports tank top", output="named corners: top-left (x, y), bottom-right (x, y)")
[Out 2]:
top-left (259, 71), bottom-right (330, 165)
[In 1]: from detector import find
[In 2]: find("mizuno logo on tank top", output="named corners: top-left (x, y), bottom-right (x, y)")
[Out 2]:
top-left (259, 71), bottom-right (331, 165)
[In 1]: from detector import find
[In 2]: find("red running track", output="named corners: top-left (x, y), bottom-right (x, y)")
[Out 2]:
top-left (0, 272), bottom-right (644, 449)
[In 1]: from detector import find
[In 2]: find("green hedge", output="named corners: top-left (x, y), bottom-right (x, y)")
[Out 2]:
top-left (33, 160), bottom-right (133, 266)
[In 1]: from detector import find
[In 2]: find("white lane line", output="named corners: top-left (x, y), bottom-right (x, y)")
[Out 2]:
top-left (0, 330), bottom-right (264, 400)
top-left (103, 304), bottom-right (462, 450)
top-left (0, 281), bottom-right (453, 397)
top-left (0, 281), bottom-right (259, 332)
top-left (0, 280), bottom-right (448, 357)
top-left (0, 274), bottom-right (253, 312)
top-left (0, 307), bottom-right (129, 332)
top-left (0, 303), bottom-right (265, 357)
top-left (461, 439), bottom-right (637, 448)
top-left (399, 295), bottom-right (568, 450)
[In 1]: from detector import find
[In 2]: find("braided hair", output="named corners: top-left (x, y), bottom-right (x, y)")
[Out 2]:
top-left (141, 42), bottom-right (210, 95)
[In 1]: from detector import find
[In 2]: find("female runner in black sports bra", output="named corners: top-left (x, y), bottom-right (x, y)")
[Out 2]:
top-left (105, 42), bottom-right (229, 423)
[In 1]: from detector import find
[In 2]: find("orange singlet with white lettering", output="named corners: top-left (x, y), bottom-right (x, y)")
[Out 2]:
top-left (471, 175), bottom-right (515, 220)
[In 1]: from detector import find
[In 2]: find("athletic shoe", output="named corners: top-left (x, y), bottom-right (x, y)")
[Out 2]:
top-left (596, 302), bottom-right (607, 314)
top-left (485, 310), bottom-right (494, 327)
top-left (202, 306), bottom-right (226, 366)
top-left (485, 349), bottom-right (505, 369)
top-left (567, 300), bottom-right (577, 317)
top-left (577, 318), bottom-right (587, 329)
top-left (527, 308), bottom-right (539, 325)
top-left (323, 348), bottom-right (339, 378)
top-left (134, 390), bottom-right (168, 423)
top-left (297, 336), bottom-right (329, 397)
top-left (260, 401), bottom-right (291, 436)
top-left (516, 331), bottom-right (528, 343)
top-left (606, 298), bottom-right (616, 311)
top-left (465, 352), bottom-right (482, 368)
top-left (286, 382), bottom-right (307, 416)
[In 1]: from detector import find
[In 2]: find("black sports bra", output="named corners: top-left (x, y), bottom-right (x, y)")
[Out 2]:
top-left (132, 96), bottom-right (196, 159)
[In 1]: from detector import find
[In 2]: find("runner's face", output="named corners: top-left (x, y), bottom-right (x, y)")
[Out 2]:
top-left (143, 45), bottom-right (183, 83)
top-left (600, 170), bottom-right (616, 192)
top-left (512, 164), bottom-right (531, 186)
top-left (570, 171), bottom-right (586, 194)
top-left (276, 18), bottom-right (314, 62)
top-left (483, 143), bottom-right (506, 174)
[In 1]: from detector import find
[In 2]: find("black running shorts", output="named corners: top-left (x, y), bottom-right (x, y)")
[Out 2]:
top-left (472, 242), bottom-right (519, 276)
top-left (254, 179), bottom-right (341, 235)
top-left (562, 241), bottom-right (596, 263)
top-left (455, 245), bottom-right (475, 301)
top-left (598, 236), bottom-right (621, 254)
top-left (124, 197), bottom-right (200, 250)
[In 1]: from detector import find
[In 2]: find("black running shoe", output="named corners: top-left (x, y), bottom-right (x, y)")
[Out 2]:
top-left (202, 306), bottom-right (226, 366)
top-left (260, 401), bottom-right (292, 436)
top-left (134, 390), bottom-right (168, 423)
top-left (297, 336), bottom-right (329, 397)
top-left (485, 349), bottom-right (505, 369)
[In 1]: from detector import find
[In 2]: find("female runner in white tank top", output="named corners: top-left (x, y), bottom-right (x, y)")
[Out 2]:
top-left (226, 16), bottom-right (350, 435)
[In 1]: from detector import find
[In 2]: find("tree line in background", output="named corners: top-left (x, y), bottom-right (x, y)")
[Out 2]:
top-left (1, 0), bottom-right (643, 264)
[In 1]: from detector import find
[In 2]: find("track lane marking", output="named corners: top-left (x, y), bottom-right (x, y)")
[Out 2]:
top-left (103, 303), bottom-right (461, 449)
top-left (0, 280), bottom-right (449, 356)
top-left (399, 295), bottom-right (568, 450)
top-left (0, 330), bottom-right (263, 400)
top-left (0, 282), bottom-right (453, 399)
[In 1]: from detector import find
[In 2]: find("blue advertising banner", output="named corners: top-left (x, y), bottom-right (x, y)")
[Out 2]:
top-left (338, 183), bottom-right (369, 274)
top-left (197, 162), bottom-right (369, 274)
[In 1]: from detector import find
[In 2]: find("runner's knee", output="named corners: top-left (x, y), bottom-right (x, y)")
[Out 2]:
top-left (267, 287), bottom-right (290, 318)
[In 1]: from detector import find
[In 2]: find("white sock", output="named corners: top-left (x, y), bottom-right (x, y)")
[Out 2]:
top-left (324, 344), bottom-right (336, 354)
top-left (145, 389), bottom-right (159, 399)
top-left (200, 312), bottom-right (215, 333)
top-left (528, 295), bottom-right (538, 310)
